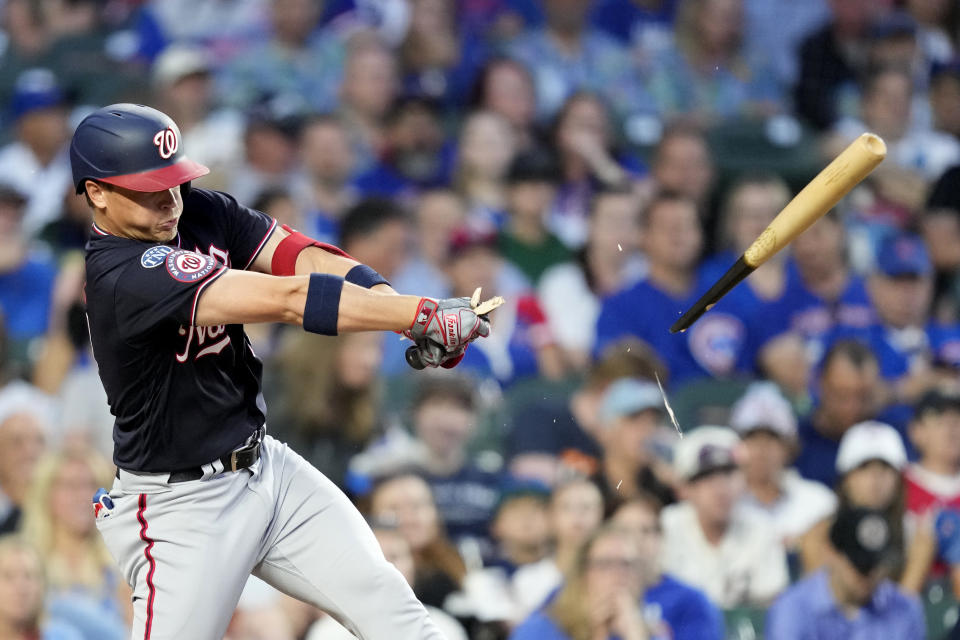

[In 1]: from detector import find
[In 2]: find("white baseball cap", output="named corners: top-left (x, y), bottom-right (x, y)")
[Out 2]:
top-left (729, 382), bottom-right (797, 440)
top-left (835, 421), bottom-right (907, 475)
top-left (673, 426), bottom-right (740, 482)
top-left (152, 45), bottom-right (212, 88)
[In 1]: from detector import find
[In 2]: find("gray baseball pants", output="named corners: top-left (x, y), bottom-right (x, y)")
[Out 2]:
top-left (95, 435), bottom-right (444, 639)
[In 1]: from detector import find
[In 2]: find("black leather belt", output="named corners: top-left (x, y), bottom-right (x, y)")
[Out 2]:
top-left (116, 439), bottom-right (262, 484)
top-left (168, 440), bottom-right (262, 483)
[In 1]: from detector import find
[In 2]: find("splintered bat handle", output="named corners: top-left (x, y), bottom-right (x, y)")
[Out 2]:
top-left (669, 257), bottom-right (756, 334)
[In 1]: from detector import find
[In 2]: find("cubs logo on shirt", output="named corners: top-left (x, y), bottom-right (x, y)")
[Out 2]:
top-left (688, 313), bottom-right (746, 376)
top-left (141, 245), bottom-right (175, 268)
top-left (165, 250), bottom-right (218, 283)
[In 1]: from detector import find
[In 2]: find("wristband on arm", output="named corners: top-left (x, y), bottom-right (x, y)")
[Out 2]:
top-left (302, 273), bottom-right (343, 336)
top-left (345, 264), bottom-right (390, 289)
top-left (272, 224), bottom-right (355, 276)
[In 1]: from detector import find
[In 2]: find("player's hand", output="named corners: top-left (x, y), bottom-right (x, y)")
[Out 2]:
top-left (406, 297), bottom-right (490, 349)
top-left (405, 342), bottom-right (468, 370)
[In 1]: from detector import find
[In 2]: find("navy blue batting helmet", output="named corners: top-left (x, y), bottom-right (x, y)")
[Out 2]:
top-left (70, 103), bottom-right (209, 194)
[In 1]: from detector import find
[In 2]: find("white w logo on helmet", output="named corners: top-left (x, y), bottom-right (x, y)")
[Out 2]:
top-left (153, 127), bottom-right (179, 159)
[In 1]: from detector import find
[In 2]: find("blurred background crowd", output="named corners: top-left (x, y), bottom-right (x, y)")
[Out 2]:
top-left (4, 0), bottom-right (960, 638)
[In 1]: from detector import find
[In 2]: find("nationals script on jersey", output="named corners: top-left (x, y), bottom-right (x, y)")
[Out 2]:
top-left (84, 188), bottom-right (277, 472)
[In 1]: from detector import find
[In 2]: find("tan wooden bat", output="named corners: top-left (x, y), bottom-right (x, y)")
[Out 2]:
top-left (671, 132), bottom-right (887, 333)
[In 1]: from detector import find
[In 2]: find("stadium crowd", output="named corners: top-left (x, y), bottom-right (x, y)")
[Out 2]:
top-left (3, 0), bottom-right (960, 638)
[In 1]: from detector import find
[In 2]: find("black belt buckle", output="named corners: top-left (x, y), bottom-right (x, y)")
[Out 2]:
top-left (230, 441), bottom-right (260, 472)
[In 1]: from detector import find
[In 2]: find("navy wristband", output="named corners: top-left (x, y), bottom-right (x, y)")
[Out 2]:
top-left (345, 264), bottom-right (390, 289)
top-left (303, 273), bottom-right (344, 335)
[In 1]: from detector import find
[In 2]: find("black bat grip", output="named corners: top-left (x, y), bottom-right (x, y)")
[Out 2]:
top-left (405, 345), bottom-right (427, 370)
top-left (670, 256), bottom-right (756, 333)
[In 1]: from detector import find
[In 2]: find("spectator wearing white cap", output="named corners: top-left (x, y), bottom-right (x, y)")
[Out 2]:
top-left (590, 378), bottom-right (677, 515)
top-left (660, 426), bottom-right (789, 608)
top-left (0, 381), bottom-right (55, 535)
top-left (798, 420), bottom-right (933, 592)
top-left (732, 382), bottom-right (836, 548)
top-left (151, 45), bottom-right (243, 191)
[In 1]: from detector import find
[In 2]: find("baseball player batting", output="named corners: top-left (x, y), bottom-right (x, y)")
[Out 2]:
top-left (74, 104), bottom-right (489, 639)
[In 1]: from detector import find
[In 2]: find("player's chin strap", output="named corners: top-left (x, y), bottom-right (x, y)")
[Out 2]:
top-left (271, 224), bottom-right (356, 276)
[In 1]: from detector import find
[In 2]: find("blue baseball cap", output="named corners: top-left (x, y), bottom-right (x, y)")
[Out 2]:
top-left (599, 378), bottom-right (664, 424)
top-left (875, 233), bottom-right (931, 277)
top-left (11, 68), bottom-right (64, 120)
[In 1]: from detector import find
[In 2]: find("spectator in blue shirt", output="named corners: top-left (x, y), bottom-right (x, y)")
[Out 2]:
top-left (795, 340), bottom-right (885, 488)
top-left (767, 507), bottom-right (925, 640)
top-left (0, 183), bottom-right (56, 376)
top-left (596, 192), bottom-right (752, 387)
top-left (510, 524), bottom-right (702, 640)
top-left (506, 0), bottom-right (656, 120)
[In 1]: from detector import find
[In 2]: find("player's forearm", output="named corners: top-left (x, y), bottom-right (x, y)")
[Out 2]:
top-left (336, 284), bottom-right (419, 332)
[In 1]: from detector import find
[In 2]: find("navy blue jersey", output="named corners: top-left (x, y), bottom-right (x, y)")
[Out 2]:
top-left (84, 188), bottom-right (277, 472)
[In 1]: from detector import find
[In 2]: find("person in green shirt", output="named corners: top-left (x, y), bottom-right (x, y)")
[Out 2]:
top-left (497, 149), bottom-right (573, 285)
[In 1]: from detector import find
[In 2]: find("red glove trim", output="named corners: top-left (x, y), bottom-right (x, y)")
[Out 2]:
top-left (271, 225), bottom-right (355, 276)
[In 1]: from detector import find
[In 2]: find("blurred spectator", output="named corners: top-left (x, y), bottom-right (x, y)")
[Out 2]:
top-left (20, 450), bottom-right (128, 639)
top-left (269, 332), bottom-right (384, 488)
top-left (611, 495), bottom-right (725, 640)
top-left (731, 382), bottom-right (837, 548)
top-left (549, 92), bottom-right (643, 248)
top-left (794, 341), bottom-right (884, 487)
top-left (591, 378), bottom-right (676, 513)
top-left (0, 535), bottom-right (83, 640)
top-left (648, 124), bottom-right (715, 214)
top-left (218, 0), bottom-right (341, 112)
top-left (444, 226), bottom-right (565, 385)
top-left (338, 197), bottom-right (410, 281)
top-left (703, 172), bottom-right (791, 311)
top-left (794, 0), bottom-right (879, 131)
top-left (906, 0), bottom-right (958, 66)
top-left (37, 188), bottom-right (91, 260)
top-left (648, 0), bottom-right (783, 123)
top-left (506, 0), bottom-right (655, 120)
top-left (353, 97), bottom-right (451, 198)
top-left (767, 507), bottom-right (925, 640)
top-left (469, 58), bottom-right (539, 150)
top-left (452, 110), bottom-right (516, 229)
top-left (799, 421), bottom-right (921, 586)
top-left (743, 0), bottom-right (829, 89)
top-left (511, 478), bottom-right (604, 621)
top-left (923, 165), bottom-right (960, 323)
top-left (497, 148), bottom-right (571, 284)
top-left (398, 0), bottom-right (488, 109)
top-left (830, 233), bottom-right (954, 410)
top-left (0, 183), bottom-right (56, 373)
top-left (509, 525), bottom-right (687, 640)
top-left (596, 192), bottom-right (752, 386)
top-left (930, 60), bottom-right (960, 141)
top-left (755, 212), bottom-right (875, 396)
top-left (589, 0), bottom-right (679, 65)
top-left (227, 576), bottom-right (304, 640)
top-left (292, 115), bottom-right (359, 243)
top-left (350, 374), bottom-right (501, 553)
top-left (226, 107), bottom-right (302, 206)
top-left (140, 0), bottom-right (267, 65)
top-left (661, 426), bottom-right (789, 608)
top-left (539, 188), bottom-right (645, 369)
top-left (904, 389), bottom-right (960, 581)
top-left (0, 69), bottom-right (71, 236)
top-left (367, 471), bottom-right (467, 610)
top-left (152, 45), bottom-right (243, 192)
top-left (506, 338), bottom-right (666, 487)
top-left (832, 65), bottom-right (960, 181)
top-left (250, 188), bottom-right (303, 230)
top-left (337, 38), bottom-right (399, 171)
top-left (488, 482), bottom-right (551, 574)
top-left (390, 189), bottom-right (466, 297)
top-left (0, 382), bottom-right (51, 535)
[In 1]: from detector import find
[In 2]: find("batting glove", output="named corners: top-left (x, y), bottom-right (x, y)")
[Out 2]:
top-left (404, 297), bottom-right (490, 369)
